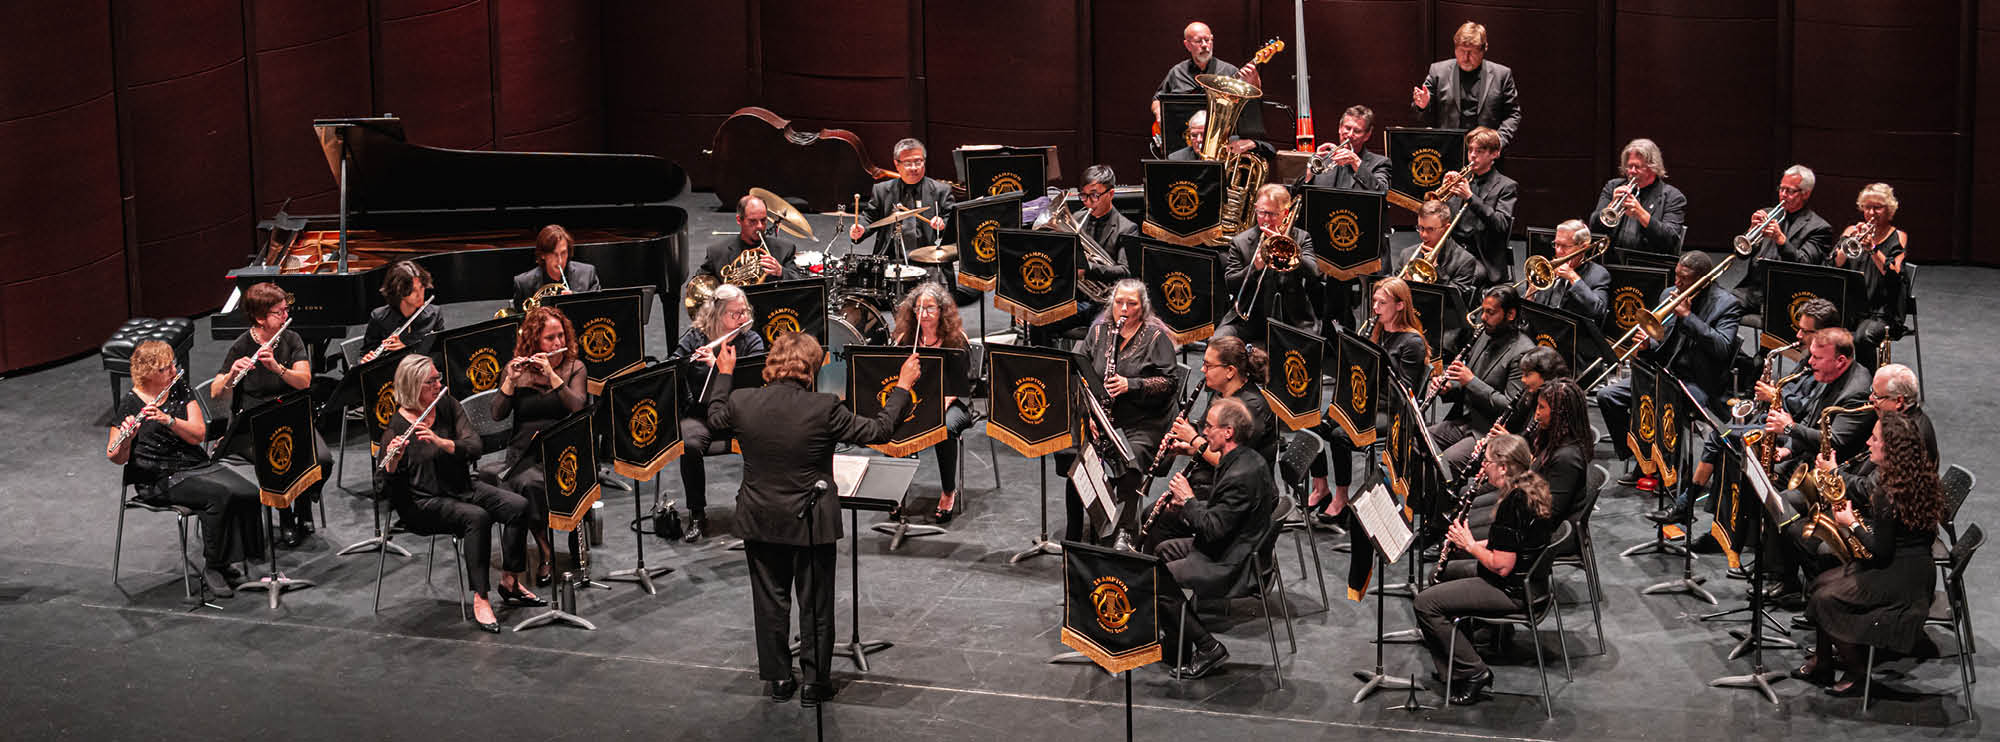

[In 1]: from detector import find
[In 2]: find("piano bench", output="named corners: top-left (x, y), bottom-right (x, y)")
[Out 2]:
top-left (101, 318), bottom-right (195, 407)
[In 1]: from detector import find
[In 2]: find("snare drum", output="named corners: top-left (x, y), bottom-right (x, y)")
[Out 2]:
top-left (881, 263), bottom-right (927, 302)
top-left (821, 295), bottom-right (892, 397)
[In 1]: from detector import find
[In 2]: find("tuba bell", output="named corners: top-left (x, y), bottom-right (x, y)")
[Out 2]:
top-left (1195, 73), bottom-right (1266, 245)
top-left (682, 274), bottom-right (720, 320)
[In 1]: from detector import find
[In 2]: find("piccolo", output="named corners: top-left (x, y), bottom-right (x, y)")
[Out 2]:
top-left (360, 297), bottom-right (435, 363)
top-left (108, 367), bottom-right (183, 456)
top-left (226, 318), bottom-right (293, 388)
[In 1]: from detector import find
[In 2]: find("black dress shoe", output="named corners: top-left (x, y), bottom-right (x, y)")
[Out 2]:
top-left (1645, 507), bottom-right (1690, 525)
top-left (534, 562), bottom-right (553, 588)
top-left (497, 583), bottom-right (548, 608)
top-left (277, 525), bottom-right (304, 549)
top-left (683, 517), bottom-right (707, 544)
top-left (1168, 642), bottom-right (1229, 680)
top-left (1725, 565), bottom-right (1753, 580)
top-left (201, 567), bottom-right (235, 598)
top-left (1770, 590), bottom-right (1806, 612)
top-left (1615, 468), bottom-right (1644, 488)
top-left (1448, 669), bottom-right (1494, 705)
top-left (801, 682), bottom-right (837, 708)
top-left (934, 495), bottom-right (958, 524)
top-left (768, 679), bottom-right (798, 702)
top-left (1790, 659), bottom-right (1834, 686)
top-left (475, 616), bottom-right (501, 633)
top-left (1790, 614), bottom-right (1816, 632)
top-left (1826, 675), bottom-right (1865, 697)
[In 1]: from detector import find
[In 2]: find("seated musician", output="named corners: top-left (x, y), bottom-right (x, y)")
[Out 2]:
top-left (1410, 21), bottom-right (1523, 147)
top-left (1153, 397), bottom-right (1278, 680)
top-left (362, 260), bottom-right (445, 360)
top-left (1468, 379), bottom-right (1592, 533)
top-left (483, 305), bottom-right (585, 589)
top-left (1791, 411), bottom-right (1945, 696)
top-left (849, 138), bottom-right (953, 257)
top-left (1078, 165), bottom-right (1139, 283)
top-left (379, 355), bottom-right (538, 633)
top-left (673, 284), bottom-right (767, 543)
top-left (512, 225), bottom-right (601, 313)
top-left (1061, 279), bottom-right (1177, 549)
top-left (1400, 199), bottom-right (1481, 299)
top-left (1219, 183), bottom-right (1320, 343)
top-left (110, 340), bottom-right (263, 598)
top-left (1591, 139), bottom-right (1687, 259)
top-left (1427, 286), bottom-right (1534, 477)
top-left (1145, 336), bottom-right (1279, 554)
top-left (1863, 364), bottom-right (1936, 471)
top-left (1166, 111), bottom-right (1206, 161)
top-left (702, 194), bottom-right (799, 286)
top-left (1597, 249), bottom-right (1741, 487)
top-left (1413, 433), bottom-right (1557, 705)
top-left (209, 281), bottom-right (329, 548)
top-left (1733, 165), bottom-right (1834, 317)
top-left (1307, 278), bottom-right (1432, 521)
top-left (1830, 183), bottom-right (1909, 370)
top-left (1443, 127), bottom-right (1518, 288)
top-left (1309, 106), bottom-right (1393, 192)
top-left (1152, 21), bottom-right (1262, 135)
top-left (1527, 219), bottom-right (1609, 325)
top-left (889, 283), bottom-right (975, 522)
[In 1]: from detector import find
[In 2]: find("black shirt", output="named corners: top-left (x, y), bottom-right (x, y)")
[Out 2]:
top-left (1377, 330), bottom-right (1431, 391)
top-left (219, 328), bottom-right (308, 411)
top-left (492, 359), bottom-right (588, 458)
top-left (380, 396), bottom-right (479, 501)
top-left (117, 379), bottom-right (207, 488)
top-left (1155, 57), bottom-right (1241, 98)
top-left (1483, 488), bottom-right (1555, 595)
top-left (1458, 67), bottom-right (1481, 122)
top-left (363, 303), bottom-right (445, 359)
top-left (1081, 208), bottom-right (1139, 282)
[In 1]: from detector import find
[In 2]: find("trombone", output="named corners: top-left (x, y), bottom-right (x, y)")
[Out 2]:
top-left (1583, 237), bottom-right (1756, 387)
top-left (1734, 201), bottom-right (1786, 254)
top-left (1398, 201), bottom-right (1470, 285)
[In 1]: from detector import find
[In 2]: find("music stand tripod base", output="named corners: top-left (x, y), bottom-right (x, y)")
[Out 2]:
top-left (870, 518), bottom-right (946, 551)
top-left (514, 572), bottom-right (598, 632)
top-left (1710, 670), bottom-right (1786, 705)
top-left (1010, 456), bottom-right (1062, 564)
top-left (604, 564), bottom-right (673, 595)
top-left (1641, 575), bottom-right (1718, 604)
top-left (1373, 628), bottom-right (1423, 644)
top-left (1352, 670), bottom-right (1424, 704)
top-left (337, 535), bottom-right (412, 558)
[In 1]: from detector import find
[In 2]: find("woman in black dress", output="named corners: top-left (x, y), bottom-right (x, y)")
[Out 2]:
top-left (1309, 277), bottom-right (1432, 520)
top-left (1065, 279), bottom-right (1177, 546)
top-left (1794, 410), bottom-right (1945, 695)
top-left (889, 282), bottom-right (975, 521)
top-left (208, 281), bottom-right (329, 547)
top-left (109, 340), bottom-right (263, 597)
top-left (380, 356), bottom-right (539, 632)
top-left (1829, 183), bottom-right (1908, 370)
top-left (487, 305), bottom-right (583, 588)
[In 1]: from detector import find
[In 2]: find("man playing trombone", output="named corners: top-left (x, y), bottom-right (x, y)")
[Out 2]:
top-left (1398, 199), bottom-right (1481, 299)
top-left (1219, 184), bottom-right (1320, 344)
top-left (1732, 165), bottom-right (1834, 317)
top-left (1527, 219), bottom-right (1610, 325)
top-left (1591, 138), bottom-right (1686, 259)
top-left (1595, 250), bottom-right (1742, 487)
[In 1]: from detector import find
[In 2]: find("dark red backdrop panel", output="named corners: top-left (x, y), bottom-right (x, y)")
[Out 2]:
top-left (924, 1), bottom-right (1081, 183)
top-left (496, 0), bottom-right (603, 152)
top-left (602, 1), bottom-right (751, 189)
top-left (1977, 0), bottom-right (2000, 264)
top-left (249, 0), bottom-right (373, 216)
top-left (375, 0), bottom-right (495, 151)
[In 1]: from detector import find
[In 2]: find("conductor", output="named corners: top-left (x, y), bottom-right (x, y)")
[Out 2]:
top-left (704, 331), bottom-right (921, 708)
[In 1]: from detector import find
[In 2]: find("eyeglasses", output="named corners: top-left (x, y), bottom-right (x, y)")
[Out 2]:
top-left (726, 308), bottom-right (751, 319)
top-left (1776, 186), bottom-right (1805, 195)
top-left (1081, 190), bottom-right (1112, 201)
top-left (897, 158), bottom-right (926, 166)
top-left (915, 305), bottom-right (941, 315)
top-left (1201, 361), bottom-right (1226, 370)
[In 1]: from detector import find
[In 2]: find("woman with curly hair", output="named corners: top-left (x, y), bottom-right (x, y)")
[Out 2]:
top-left (483, 304), bottom-right (583, 592)
top-left (889, 283), bottom-right (975, 521)
top-left (1468, 378), bottom-right (1591, 533)
top-left (1794, 410), bottom-right (1946, 696)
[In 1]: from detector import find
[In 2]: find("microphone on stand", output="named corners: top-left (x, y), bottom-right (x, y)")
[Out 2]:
top-left (801, 480), bottom-right (830, 520)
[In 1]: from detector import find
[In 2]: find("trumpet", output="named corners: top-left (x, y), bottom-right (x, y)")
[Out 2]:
top-left (1833, 217), bottom-right (1880, 260)
top-left (226, 318), bottom-right (292, 389)
top-left (1424, 162), bottom-right (1476, 202)
top-left (1733, 201), bottom-right (1786, 254)
top-left (1518, 237), bottom-right (1608, 294)
top-left (108, 367), bottom-right (183, 456)
top-left (361, 297), bottom-right (435, 364)
top-left (1307, 134), bottom-right (1355, 175)
top-left (1597, 181), bottom-right (1637, 228)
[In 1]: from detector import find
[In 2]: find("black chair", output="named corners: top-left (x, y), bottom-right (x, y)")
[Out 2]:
top-left (1275, 430), bottom-right (1331, 608)
top-left (1863, 523), bottom-right (1981, 714)
top-left (1551, 466), bottom-right (1608, 654)
top-left (111, 470), bottom-right (201, 600)
top-left (1444, 520), bottom-right (1574, 719)
top-left (1888, 263), bottom-right (1925, 400)
top-left (1174, 496), bottom-right (1295, 688)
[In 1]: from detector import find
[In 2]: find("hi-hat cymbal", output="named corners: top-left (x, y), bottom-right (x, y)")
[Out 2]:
top-left (748, 187), bottom-right (816, 241)
top-left (906, 244), bottom-right (959, 265)
top-left (866, 205), bottom-right (931, 229)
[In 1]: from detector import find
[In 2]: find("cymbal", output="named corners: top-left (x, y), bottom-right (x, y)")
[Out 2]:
top-left (906, 244), bottom-right (958, 265)
top-left (866, 205), bottom-right (931, 229)
top-left (748, 187), bottom-right (816, 241)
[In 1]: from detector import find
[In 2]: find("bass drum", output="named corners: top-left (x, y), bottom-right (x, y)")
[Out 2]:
top-left (820, 295), bottom-right (891, 397)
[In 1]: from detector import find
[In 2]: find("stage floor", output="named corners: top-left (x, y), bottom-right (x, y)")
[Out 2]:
top-left (3, 191), bottom-right (1993, 740)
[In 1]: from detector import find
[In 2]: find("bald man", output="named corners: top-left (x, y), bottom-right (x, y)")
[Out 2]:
top-left (1152, 21), bottom-right (1263, 129)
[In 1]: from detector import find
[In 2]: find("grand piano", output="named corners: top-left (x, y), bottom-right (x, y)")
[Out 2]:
top-left (214, 116), bottom-right (688, 345)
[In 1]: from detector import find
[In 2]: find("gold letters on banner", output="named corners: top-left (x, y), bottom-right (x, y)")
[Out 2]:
top-left (1410, 148), bottom-right (1444, 187)
top-left (1535, 333), bottom-right (1558, 350)
top-left (1612, 287), bottom-right (1647, 331)
top-left (989, 172), bottom-right (1023, 196)
top-left (1163, 272), bottom-right (1195, 314)
top-left (1349, 366), bottom-right (1368, 414)
top-left (1022, 252), bottom-right (1056, 294)
top-left (267, 427), bottom-right (294, 475)
top-left (1284, 350), bottom-right (1310, 397)
top-left (556, 446), bottom-right (580, 495)
top-left (763, 308), bottom-right (802, 344)
top-left (974, 219), bottom-right (1000, 261)
top-left (1637, 396), bottom-right (1656, 441)
top-left (630, 399), bottom-right (659, 447)
top-left (373, 384), bottom-right (397, 428)
top-left (877, 375), bottom-right (920, 423)
top-left (468, 348), bottom-right (500, 392)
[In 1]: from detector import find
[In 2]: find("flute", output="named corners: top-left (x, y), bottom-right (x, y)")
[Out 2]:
top-left (108, 367), bottom-right (183, 456)
top-left (381, 392), bottom-right (446, 469)
top-left (509, 346), bottom-right (569, 371)
top-left (226, 318), bottom-right (293, 388)
top-left (360, 297), bottom-right (435, 363)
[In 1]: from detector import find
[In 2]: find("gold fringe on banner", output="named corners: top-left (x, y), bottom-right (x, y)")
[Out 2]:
top-left (1140, 221), bottom-right (1225, 247)
top-left (1712, 521), bottom-right (1741, 570)
top-left (1262, 387), bottom-right (1321, 432)
top-left (613, 440), bottom-right (684, 482)
top-left (987, 422), bottom-right (1072, 459)
top-left (1385, 190), bottom-right (1423, 213)
top-left (1164, 323), bottom-right (1215, 345)
top-left (992, 295), bottom-right (1077, 326)
top-left (869, 426), bottom-right (948, 458)
top-left (1315, 256), bottom-right (1383, 282)
top-left (958, 272), bottom-right (994, 291)
top-left (1060, 627), bottom-right (1163, 674)
top-left (548, 484), bottom-right (602, 532)
top-left (1626, 432), bottom-right (1656, 475)
top-left (260, 466), bottom-right (323, 509)
top-left (1326, 406), bottom-right (1377, 448)
top-left (1382, 448), bottom-right (1407, 498)
top-left (1652, 444), bottom-right (1676, 488)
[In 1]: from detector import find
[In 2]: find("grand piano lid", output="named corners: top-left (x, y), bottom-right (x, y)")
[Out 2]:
top-left (313, 116), bottom-right (687, 217)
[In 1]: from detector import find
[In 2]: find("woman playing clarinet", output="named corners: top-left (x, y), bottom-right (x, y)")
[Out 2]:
top-left (1064, 279), bottom-right (1176, 547)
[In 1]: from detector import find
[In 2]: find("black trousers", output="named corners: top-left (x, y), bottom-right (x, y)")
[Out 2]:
top-left (1430, 418), bottom-right (1481, 483)
top-left (679, 416), bottom-right (719, 514)
top-left (744, 540), bottom-right (838, 685)
top-left (1154, 537), bottom-right (1217, 656)
top-left (144, 465), bottom-right (264, 568)
top-left (932, 401), bottom-right (975, 493)
top-left (1412, 560), bottom-right (1526, 681)
top-left (405, 482), bottom-right (528, 594)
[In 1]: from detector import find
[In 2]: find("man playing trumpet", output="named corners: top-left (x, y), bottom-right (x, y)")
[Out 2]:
top-left (1592, 139), bottom-right (1686, 259)
top-left (1442, 127), bottom-right (1517, 288)
top-left (1733, 165), bottom-right (1834, 318)
top-left (1308, 105), bottom-right (1392, 193)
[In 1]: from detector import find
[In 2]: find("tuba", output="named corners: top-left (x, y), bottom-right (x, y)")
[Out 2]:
top-left (1034, 188), bottom-right (1116, 303)
top-left (1195, 73), bottom-right (1266, 244)
top-left (1790, 402), bottom-right (1877, 563)
top-left (682, 274), bottom-right (720, 320)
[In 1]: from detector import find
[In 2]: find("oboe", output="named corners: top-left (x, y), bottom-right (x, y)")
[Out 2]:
top-left (225, 318), bottom-right (293, 388)
top-left (360, 297), bottom-right (435, 363)
top-left (108, 367), bottom-right (183, 456)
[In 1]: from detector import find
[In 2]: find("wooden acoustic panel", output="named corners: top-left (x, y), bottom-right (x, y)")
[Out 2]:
top-left (497, 0), bottom-right (603, 153)
top-left (375, 0), bottom-right (495, 151)
top-left (601, 1), bottom-right (750, 189)
top-left (924, 0), bottom-right (1079, 182)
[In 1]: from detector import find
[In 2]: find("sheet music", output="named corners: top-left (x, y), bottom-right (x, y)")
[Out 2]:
top-left (833, 454), bottom-right (870, 499)
top-left (1073, 445), bottom-right (1117, 530)
top-left (1352, 484), bottom-right (1414, 563)
top-left (1738, 442), bottom-right (1796, 524)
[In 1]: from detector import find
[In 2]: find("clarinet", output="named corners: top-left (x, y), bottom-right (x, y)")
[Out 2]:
top-left (1135, 383), bottom-right (1210, 538)
top-left (1418, 322), bottom-right (1485, 411)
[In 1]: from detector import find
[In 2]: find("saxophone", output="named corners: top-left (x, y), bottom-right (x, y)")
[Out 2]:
top-left (1790, 403), bottom-right (1877, 562)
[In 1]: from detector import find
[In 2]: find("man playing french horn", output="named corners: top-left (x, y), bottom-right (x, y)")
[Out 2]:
top-left (701, 194), bottom-right (799, 286)
top-left (1219, 183), bottom-right (1320, 343)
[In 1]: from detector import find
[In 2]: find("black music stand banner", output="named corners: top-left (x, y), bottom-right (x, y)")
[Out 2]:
top-left (1526, 227), bottom-right (1557, 262)
top-left (1139, 238), bottom-right (1222, 344)
top-left (1517, 300), bottom-right (1614, 379)
top-left (1140, 160), bottom-right (1225, 246)
top-left (606, 360), bottom-right (683, 481)
top-left (1060, 540), bottom-right (1164, 674)
top-left (1303, 186), bottom-right (1385, 279)
top-left (993, 228), bottom-right (1079, 325)
top-left (1653, 369), bottom-right (1685, 489)
top-left (1262, 320), bottom-right (1325, 431)
top-left (742, 278), bottom-right (829, 349)
top-left (1629, 359), bottom-right (1661, 478)
top-left (439, 316), bottom-right (518, 401)
top-left (964, 152), bottom-right (1047, 199)
top-left (356, 349), bottom-right (410, 457)
top-left (845, 347), bottom-right (948, 457)
top-left (1711, 438), bottom-right (1754, 570)
top-left (513, 407), bottom-right (601, 532)
top-left (720, 352), bottom-right (769, 456)
top-left (1394, 278), bottom-right (1467, 365)
top-left (544, 287), bottom-right (648, 394)
top-left (1761, 260), bottom-right (1865, 350)
top-left (1328, 329), bottom-right (1383, 447)
top-left (245, 394), bottom-right (322, 509)
top-left (953, 191), bottom-right (1024, 291)
top-left (1603, 264), bottom-right (1670, 340)
top-left (986, 344), bottom-right (1080, 458)
top-left (1386, 127), bottom-right (1465, 210)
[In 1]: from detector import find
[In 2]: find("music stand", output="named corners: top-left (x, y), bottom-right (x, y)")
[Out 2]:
top-left (798, 454), bottom-right (918, 672)
top-left (603, 360), bottom-right (683, 595)
top-left (327, 349), bottom-right (415, 559)
top-left (228, 395), bottom-right (320, 610)
top-left (987, 345), bottom-right (1087, 563)
top-left (1638, 376), bottom-right (1718, 605)
top-left (1346, 478), bottom-right (1428, 706)
top-left (512, 406), bottom-right (604, 633)
top-left (1708, 436), bottom-right (1795, 704)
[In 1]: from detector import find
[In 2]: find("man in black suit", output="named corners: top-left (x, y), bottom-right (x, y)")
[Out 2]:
top-left (511, 224), bottom-right (601, 312)
top-left (849, 138), bottom-right (955, 257)
top-left (1220, 184), bottom-right (1320, 343)
top-left (1528, 219), bottom-right (1610, 325)
top-left (1597, 250), bottom-right (1742, 485)
top-left (1398, 199), bottom-right (1481, 299)
top-left (1429, 286), bottom-right (1536, 477)
top-left (1591, 138), bottom-right (1687, 260)
top-left (1309, 106), bottom-right (1393, 192)
top-left (700, 194), bottom-right (800, 286)
top-left (1410, 21), bottom-right (1523, 146)
top-left (704, 332), bottom-right (921, 707)
top-left (1741, 328), bottom-right (1874, 602)
top-left (1444, 127), bottom-right (1518, 288)
top-left (1152, 396), bottom-right (1277, 679)
top-left (1078, 164), bottom-right (1139, 283)
top-left (1733, 164), bottom-right (1835, 318)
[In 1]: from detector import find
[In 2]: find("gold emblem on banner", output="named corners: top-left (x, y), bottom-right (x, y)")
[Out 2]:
top-left (1349, 366), bottom-right (1368, 414)
top-left (1016, 378), bottom-right (1050, 424)
top-left (877, 375), bottom-right (920, 423)
top-left (973, 219), bottom-right (1000, 261)
top-left (1390, 413), bottom-right (1404, 456)
top-left (763, 308), bottom-right (802, 344)
top-left (555, 446), bottom-right (580, 496)
top-left (1637, 396), bottom-right (1656, 440)
top-left (580, 318), bottom-right (617, 363)
top-left (1284, 350), bottom-right (1310, 397)
top-left (989, 172), bottom-right (1023, 196)
top-left (1090, 576), bottom-right (1136, 633)
top-left (373, 384), bottom-right (396, 428)
top-left (630, 400), bottom-right (659, 447)
top-left (1535, 333), bottom-right (1559, 350)
top-left (468, 348), bottom-right (501, 392)
top-left (267, 427), bottom-right (294, 476)
top-left (1327, 209), bottom-right (1361, 251)
top-left (1787, 292), bottom-right (1818, 335)
top-left (1410, 148), bottom-right (1444, 187)
top-left (1661, 404), bottom-right (1679, 449)
top-left (1022, 252), bottom-right (1056, 294)
top-left (1166, 180), bottom-right (1201, 219)
top-left (1162, 272), bottom-right (1195, 314)
top-left (1613, 287), bottom-right (1646, 330)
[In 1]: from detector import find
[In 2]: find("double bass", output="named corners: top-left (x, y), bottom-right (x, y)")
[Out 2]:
top-left (706, 107), bottom-right (895, 212)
